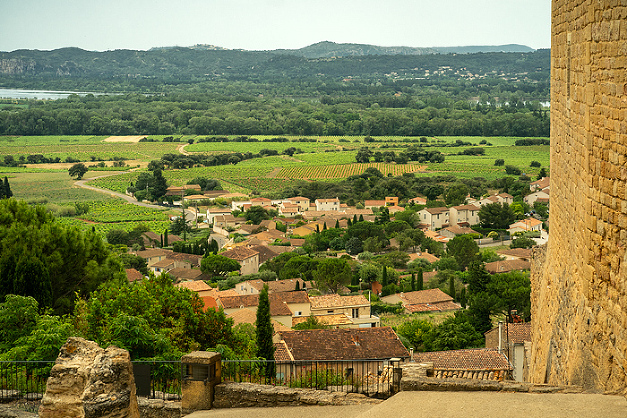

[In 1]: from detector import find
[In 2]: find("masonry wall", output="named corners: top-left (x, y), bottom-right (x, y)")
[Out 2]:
top-left (529, 0), bottom-right (627, 393)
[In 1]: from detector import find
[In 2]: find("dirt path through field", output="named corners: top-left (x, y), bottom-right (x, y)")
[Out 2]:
top-left (266, 167), bottom-right (282, 178)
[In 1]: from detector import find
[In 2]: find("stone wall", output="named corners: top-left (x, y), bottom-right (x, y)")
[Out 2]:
top-left (212, 382), bottom-right (381, 408)
top-left (529, 0), bottom-right (627, 394)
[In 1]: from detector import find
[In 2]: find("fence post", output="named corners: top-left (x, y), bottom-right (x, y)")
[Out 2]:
top-left (181, 351), bottom-right (221, 414)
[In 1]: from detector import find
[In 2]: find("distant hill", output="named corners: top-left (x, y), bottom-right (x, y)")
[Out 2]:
top-left (268, 41), bottom-right (534, 58)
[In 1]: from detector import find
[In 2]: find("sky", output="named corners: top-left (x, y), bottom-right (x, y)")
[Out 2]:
top-left (0, 0), bottom-right (551, 52)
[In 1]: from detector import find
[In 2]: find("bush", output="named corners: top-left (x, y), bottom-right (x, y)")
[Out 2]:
top-left (494, 159), bottom-right (505, 166)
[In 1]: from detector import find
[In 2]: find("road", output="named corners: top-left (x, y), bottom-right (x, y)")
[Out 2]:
top-left (74, 172), bottom-right (198, 225)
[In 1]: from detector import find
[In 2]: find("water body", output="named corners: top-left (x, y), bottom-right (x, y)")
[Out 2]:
top-left (0, 88), bottom-right (107, 100)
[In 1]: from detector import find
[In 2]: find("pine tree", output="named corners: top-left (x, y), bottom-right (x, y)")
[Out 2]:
top-left (256, 284), bottom-right (275, 380)
top-left (417, 268), bottom-right (424, 291)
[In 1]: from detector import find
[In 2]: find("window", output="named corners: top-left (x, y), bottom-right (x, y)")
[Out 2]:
top-left (352, 308), bottom-right (359, 318)
top-left (327, 310), bottom-right (334, 314)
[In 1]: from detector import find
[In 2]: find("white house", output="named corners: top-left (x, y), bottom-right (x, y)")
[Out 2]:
top-left (315, 198), bottom-right (340, 211)
top-left (449, 204), bottom-right (480, 226)
top-left (418, 207), bottom-right (450, 230)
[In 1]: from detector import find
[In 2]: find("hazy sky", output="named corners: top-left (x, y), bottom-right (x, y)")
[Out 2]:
top-left (0, 0), bottom-right (551, 52)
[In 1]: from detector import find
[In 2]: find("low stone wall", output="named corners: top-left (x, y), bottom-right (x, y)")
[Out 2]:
top-left (433, 369), bottom-right (509, 381)
top-left (137, 399), bottom-right (181, 418)
top-left (212, 382), bottom-right (382, 408)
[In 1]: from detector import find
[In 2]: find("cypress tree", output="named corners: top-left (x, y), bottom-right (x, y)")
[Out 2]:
top-left (160, 234), bottom-right (164, 248)
top-left (347, 218), bottom-right (352, 227)
top-left (449, 276), bottom-right (456, 300)
top-left (353, 214), bottom-right (358, 224)
top-left (460, 287), bottom-right (467, 309)
top-left (381, 266), bottom-right (388, 286)
top-left (417, 268), bottom-right (424, 291)
top-left (334, 220), bottom-right (340, 229)
top-left (323, 222), bottom-right (327, 230)
top-left (256, 284), bottom-right (275, 380)
top-left (1, 177), bottom-right (11, 199)
top-left (411, 273), bottom-right (416, 291)
top-left (359, 214), bottom-right (364, 222)
top-left (295, 281), bottom-right (300, 291)
top-left (164, 230), bottom-right (169, 247)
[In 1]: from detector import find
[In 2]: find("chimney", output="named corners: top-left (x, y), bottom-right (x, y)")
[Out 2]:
top-left (498, 321), bottom-right (504, 354)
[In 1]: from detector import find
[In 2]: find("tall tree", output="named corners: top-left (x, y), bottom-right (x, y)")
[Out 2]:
top-left (1, 177), bottom-right (12, 199)
top-left (256, 284), bottom-right (275, 379)
top-left (68, 163), bottom-right (88, 180)
top-left (446, 234), bottom-right (480, 271)
top-left (312, 258), bottom-right (351, 293)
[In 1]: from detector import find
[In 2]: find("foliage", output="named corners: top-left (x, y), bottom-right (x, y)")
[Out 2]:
top-left (256, 285), bottom-right (275, 379)
top-left (0, 199), bottom-right (123, 314)
top-left (312, 258), bottom-right (352, 293)
top-left (510, 236), bottom-right (537, 249)
top-left (68, 163), bottom-right (88, 180)
top-left (292, 315), bottom-right (328, 330)
top-left (395, 318), bottom-right (434, 351)
top-left (446, 235), bottom-right (480, 271)
top-left (73, 273), bottom-right (235, 359)
top-left (422, 311), bottom-right (484, 351)
top-left (201, 254), bottom-right (241, 278)
top-left (479, 202), bottom-right (516, 229)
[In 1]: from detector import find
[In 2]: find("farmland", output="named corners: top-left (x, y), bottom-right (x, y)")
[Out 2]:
top-left (0, 134), bottom-right (549, 232)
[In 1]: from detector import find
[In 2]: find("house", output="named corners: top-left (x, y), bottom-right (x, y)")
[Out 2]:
top-left (315, 198), bottom-right (340, 211)
top-left (235, 278), bottom-right (309, 295)
top-left (364, 200), bottom-right (385, 210)
top-left (530, 176), bottom-right (550, 192)
top-left (408, 196), bottom-right (427, 206)
top-left (206, 208), bottom-right (233, 225)
top-left (408, 251), bottom-right (440, 264)
top-left (438, 225), bottom-right (479, 239)
top-left (385, 196), bottom-right (399, 206)
top-left (485, 259), bottom-right (531, 274)
top-left (165, 185), bottom-right (201, 196)
top-left (418, 207), bottom-right (450, 230)
top-left (125, 268), bottom-right (143, 283)
top-left (413, 348), bottom-right (512, 381)
top-left (286, 196), bottom-right (310, 212)
top-left (213, 214), bottom-right (246, 229)
top-left (167, 267), bottom-right (208, 282)
top-left (279, 202), bottom-right (300, 217)
top-left (250, 197), bottom-right (273, 207)
top-left (217, 291), bottom-right (311, 327)
top-left (309, 294), bottom-right (379, 328)
top-left (485, 322), bottom-right (531, 382)
top-left (496, 248), bottom-right (532, 261)
top-left (175, 280), bottom-right (213, 298)
top-left (508, 218), bottom-right (543, 234)
top-left (291, 313), bottom-right (355, 329)
top-left (275, 327), bottom-right (410, 361)
top-left (220, 247), bottom-right (260, 275)
top-left (524, 190), bottom-right (550, 206)
top-left (381, 289), bottom-right (461, 314)
top-left (469, 193), bottom-right (513, 207)
top-left (449, 204), bottom-right (480, 226)
top-left (387, 205), bottom-right (404, 214)
top-left (228, 308), bottom-right (291, 342)
top-left (135, 249), bottom-right (169, 267)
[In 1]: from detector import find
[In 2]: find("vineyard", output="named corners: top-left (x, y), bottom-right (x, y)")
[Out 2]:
top-left (276, 163), bottom-right (425, 179)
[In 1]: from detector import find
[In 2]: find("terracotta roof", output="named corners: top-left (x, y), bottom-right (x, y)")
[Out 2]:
top-left (531, 177), bottom-right (550, 189)
top-left (484, 322), bottom-right (531, 345)
top-left (316, 198), bottom-right (340, 203)
top-left (221, 246), bottom-right (259, 261)
top-left (208, 208), bottom-right (233, 214)
top-left (496, 248), bottom-right (533, 260)
top-left (364, 200), bottom-right (385, 206)
top-left (408, 252), bottom-right (440, 263)
top-left (287, 196), bottom-right (309, 202)
top-left (125, 268), bottom-right (143, 283)
top-left (201, 295), bottom-right (218, 311)
top-left (228, 308), bottom-right (291, 333)
top-left (413, 348), bottom-right (512, 370)
top-left (167, 268), bottom-right (207, 281)
top-left (425, 207), bottom-right (449, 215)
top-left (442, 225), bottom-right (478, 235)
top-left (176, 280), bottom-right (212, 292)
top-left (218, 291), bottom-right (309, 316)
top-left (277, 327), bottom-right (409, 361)
top-left (485, 259), bottom-right (531, 274)
top-left (292, 313), bottom-right (353, 327)
top-left (399, 289), bottom-right (454, 305)
top-left (273, 340), bottom-right (294, 361)
top-left (151, 259), bottom-right (175, 269)
top-left (263, 278), bottom-right (310, 293)
top-left (498, 193), bottom-right (514, 198)
top-left (310, 294), bottom-right (369, 309)
top-left (452, 204), bottom-right (480, 211)
top-left (250, 245), bottom-right (280, 264)
top-left (405, 300), bottom-right (462, 313)
top-left (136, 249), bottom-right (169, 259)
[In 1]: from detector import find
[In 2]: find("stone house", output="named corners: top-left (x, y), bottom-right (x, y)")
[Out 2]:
top-left (217, 291), bottom-right (311, 327)
top-left (273, 327), bottom-right (410, 377)
top-left (485, 259), bottom-right (531, 274)
top-left (279, 203), bottom-right (300, 217)
top-left (220, 247), bottom-right (260, 275)
top-left (438, 225), bottom-right (479, 239)
top-left (235, 278), bottom-right (310, 295)
top-left (524, 190), bottom-right (550, 206)
top-left (364, 200), bottom-right (385, 210)
top-left (529, 176), bottom-right (550, 192)
top-left (309, 294), bottom-right (379, 328)
top-left (381, 289), bottom-right (461, 314)
top-left (418, 207), bottom-right (450, 230)
top-left (285, 196), bottom-right (310, 212)
top-left (315, 198), bottom-right (340, 211)
top-left (449, 204), bottom-right (480, 226)
top-left (408, 196), bottom-right (427, 205)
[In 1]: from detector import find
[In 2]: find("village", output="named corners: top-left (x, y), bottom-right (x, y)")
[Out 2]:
top-left (122, 176), bottom-right (550, 384)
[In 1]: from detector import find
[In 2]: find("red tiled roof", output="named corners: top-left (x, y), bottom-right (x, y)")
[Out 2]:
top-left (176, 280), bottom-right (212, 292)
top-left (278, 327), bottom-right (409, 361)
top-left (400, 289), bottom-right (453, 305)
top-left (125, 268), bottom-right (143, 282)
top-left (218, 291), bottom-right (309, 316)
top-left (310, 294), bottom-right (369, 309)
top-left (413, 348), bottom-right (512, 370)
top-left (220, 246), bottom-right (259, 261)
top-left (485, 259), bottom-right (531, 274)
top-left (425, 207), bottom-right (449, 214)
top-left (485, 322), bottom-right (531, 345)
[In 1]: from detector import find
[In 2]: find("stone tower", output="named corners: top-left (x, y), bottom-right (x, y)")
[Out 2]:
top-left (529, 1), bottom-right (627, 393)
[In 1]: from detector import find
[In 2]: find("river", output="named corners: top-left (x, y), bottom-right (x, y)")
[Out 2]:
top-left (0, 88), bottom-right (108, 100)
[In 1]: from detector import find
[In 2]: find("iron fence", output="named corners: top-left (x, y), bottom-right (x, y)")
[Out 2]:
top-left (0, 361), bottom-right (54, 403)
top-left (222, 359), bottom-right (401, 398)
top-left (0, 360), bottom-right (182, 403)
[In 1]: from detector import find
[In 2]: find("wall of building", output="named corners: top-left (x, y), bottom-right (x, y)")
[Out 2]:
top-left (529, 0), bottom-right (627, 393)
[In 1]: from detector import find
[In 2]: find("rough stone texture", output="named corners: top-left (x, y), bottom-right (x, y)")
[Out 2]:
top-left (136, 399), bottom-right (181, 418)
top-left (530, 0), bottom-right (627, 395)
top-left (38, 337), bottom-right (140, 418)
top-left (400, 375), bottom-right (581, 394)
top-left (0, 405), bottom-right (37, 418)
top-left (212, 382), bottom-right (382, 409)
top-left (180, 351), bottom-right (221, 414)
top-left (402, 362), bottom-right (508, 382)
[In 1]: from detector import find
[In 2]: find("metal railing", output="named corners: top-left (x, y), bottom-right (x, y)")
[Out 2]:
top-left (0, 360), bottom-right (182, 403)
top-left (222, 359), bottom-right (401, 398)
